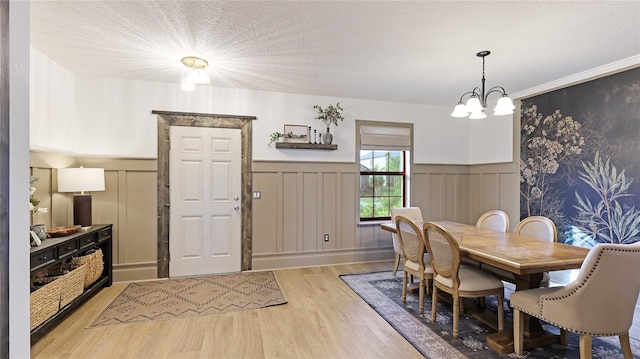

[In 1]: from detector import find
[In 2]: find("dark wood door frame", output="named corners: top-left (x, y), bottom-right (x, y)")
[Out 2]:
top-left (154, 110), bottom-right (255, 278)
top-left (1, 0), bottom-right (10, 356)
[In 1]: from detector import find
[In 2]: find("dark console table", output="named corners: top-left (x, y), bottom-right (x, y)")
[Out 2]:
top-left (29, 224), bottom-right (112, 341)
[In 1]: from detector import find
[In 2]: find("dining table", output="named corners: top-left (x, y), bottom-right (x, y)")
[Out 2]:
top-left (381, 220), bottom-right (590, 354)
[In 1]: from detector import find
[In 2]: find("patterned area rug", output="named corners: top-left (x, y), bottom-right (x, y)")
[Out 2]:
top-left (89, 271), bottom-right (287, 327)
top-left (341, 271), bottom-right (640, 358)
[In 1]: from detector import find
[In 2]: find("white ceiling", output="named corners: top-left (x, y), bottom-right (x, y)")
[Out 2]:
top-left (30, 1), bottom-right (640, 106)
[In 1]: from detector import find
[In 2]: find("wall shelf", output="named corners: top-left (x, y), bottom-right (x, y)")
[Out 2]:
top-left (275, 142), bottom-right (337, 150)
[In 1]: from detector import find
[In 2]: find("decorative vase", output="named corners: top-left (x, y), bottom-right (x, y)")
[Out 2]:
top-left (324, 127), bottom-right (333, 145)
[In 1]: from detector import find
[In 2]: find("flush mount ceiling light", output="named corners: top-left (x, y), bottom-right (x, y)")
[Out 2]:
top-left (450, 51), bottom-right (515, 119)
top-left (181, 56), bottom-right (210, 92)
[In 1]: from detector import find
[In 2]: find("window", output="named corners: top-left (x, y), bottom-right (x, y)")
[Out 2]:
top-left (357, 121), bottom-right (412, 221)
top-left (359, 150), bottom-right (406, 220)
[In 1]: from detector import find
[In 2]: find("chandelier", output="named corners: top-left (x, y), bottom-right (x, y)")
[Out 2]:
top-left (180, 56), bottom-right (210, 92)
top-left (450, 51), bottom-right (515, 119)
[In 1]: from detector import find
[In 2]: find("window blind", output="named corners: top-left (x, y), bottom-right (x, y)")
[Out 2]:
top-left (359, 124), bottom-right (411, 150)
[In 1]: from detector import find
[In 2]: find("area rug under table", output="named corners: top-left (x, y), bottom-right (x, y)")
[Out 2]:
top-left (89, 271), bottom-right (287, 327)
top-left (340, 271), bottom-right (640, 359)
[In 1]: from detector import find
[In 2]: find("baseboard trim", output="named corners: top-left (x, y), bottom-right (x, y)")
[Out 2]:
top-left (112, 249), bottom-right (396, 281)
top-left (251, 248), bottom-right (395, 270)
top-left (113, 261), bottom-right (157, 282)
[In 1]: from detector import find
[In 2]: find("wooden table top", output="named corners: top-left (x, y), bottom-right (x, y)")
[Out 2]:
top-left (381, 220), bottom-right (590, 275)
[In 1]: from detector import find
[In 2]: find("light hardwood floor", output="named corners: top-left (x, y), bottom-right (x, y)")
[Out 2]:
top-left (31, 261), bottom-right (424, 359)
top-left (30, 261), bottom-right (640, 358)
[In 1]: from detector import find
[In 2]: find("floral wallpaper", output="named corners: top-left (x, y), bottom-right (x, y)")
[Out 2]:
top-left (520, 67), bottom-right (640, 247)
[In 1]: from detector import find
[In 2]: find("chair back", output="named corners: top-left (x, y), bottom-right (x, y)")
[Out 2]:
top-left (423, 222), bottom-right (460, 285)
top-left (394, 216), bottom-right (426, 266)
top-left (476, 210), bottom-right (509, 232)
top-left (391, 207), bottom-right (423, 223)
top-left (514, 216), bottom-right (557, 242)
top-left (542, 241), bottom-right (640, 334)
top-left (391, 207), bottom-right (423, 254)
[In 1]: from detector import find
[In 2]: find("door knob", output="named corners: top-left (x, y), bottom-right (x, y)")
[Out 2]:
top-left (234, 205), bottom-right (240, 211)
top-left (234, 196), bottom-right (240, 201)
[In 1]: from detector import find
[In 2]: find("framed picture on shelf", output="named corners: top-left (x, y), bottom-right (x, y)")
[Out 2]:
top-left (283, 124), bottom-right (308, 143)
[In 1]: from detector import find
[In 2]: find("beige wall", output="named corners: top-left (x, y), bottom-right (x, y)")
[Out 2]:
top-left (29, 152), bottom-right (157, 282)
top-left (251, 142), bottom-right (520, 270)
top-left (30, 110), bottom-right (520, 278)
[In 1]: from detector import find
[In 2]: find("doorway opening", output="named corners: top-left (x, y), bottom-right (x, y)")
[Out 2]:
top-left (154, 111), bottom-right (255, 278)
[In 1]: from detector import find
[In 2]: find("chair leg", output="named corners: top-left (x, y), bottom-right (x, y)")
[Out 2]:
top-left (620, 333), bottom-right (633, 359)
top-left (392, 254), bottom-right (400, 276)
top-left (513, 309), bottom-right (524, 355)
top-left (418, 277), bottom-right (425, 314)
top-left (496, 293), bottom-right (504, 331)
top-left (560, 329), bottom-right (569, 345)
top-left (452, 295), bottom-right (459, 339)
top-left (431, 286), bottom-right (438, 323)
top-left (401, 272), bottom-right (408, 303)
top-left (579, 335), bottom-right (592, 359)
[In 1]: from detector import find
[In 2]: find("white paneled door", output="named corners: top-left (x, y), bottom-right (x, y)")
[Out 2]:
top-left (169, 126), bottom-right (242, 277)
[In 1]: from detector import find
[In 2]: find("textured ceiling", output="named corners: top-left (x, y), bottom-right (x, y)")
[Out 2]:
top-left (30, 1), bottom-right (640, 106)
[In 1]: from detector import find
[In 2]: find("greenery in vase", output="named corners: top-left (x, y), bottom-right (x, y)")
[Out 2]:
top-left (314, 102), bottom-right (344, 129)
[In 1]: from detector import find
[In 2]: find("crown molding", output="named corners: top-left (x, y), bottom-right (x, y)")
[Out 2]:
top-left (512, 55), bottom-right (640, 100)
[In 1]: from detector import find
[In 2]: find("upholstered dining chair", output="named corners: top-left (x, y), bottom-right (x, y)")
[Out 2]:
top-left (515, 216), bottom-right (557, 287)
top-left (476, 210), bottom-right (510, 232)
top-left (390, 207), bottom-right (424, 276)
top-left (463, 210), bottom-right (510, 270)
top-left (423, 221), bottom-right (504, 339)
top-left (395, 215), bottom-right (434, 315)
top-left (483, 216), bottom-right (557, 287)
top-left (514, 215), bottom-right (558, 242)
top-left (511, 241), bottom-right (640, 358)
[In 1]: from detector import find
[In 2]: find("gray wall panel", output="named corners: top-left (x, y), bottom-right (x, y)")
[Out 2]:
top-left (30, 152), bottom-right (520, 274)
top-left (252, 172), bottom-right (277, 254)
top-left (322, 172), bottom-right (337, 250)
top-left (282, 173), bottom-right (298, 253)
top-left (302, 172), bottom-right (318, 251)
top-left (340, 173), bottom-right (357, 249)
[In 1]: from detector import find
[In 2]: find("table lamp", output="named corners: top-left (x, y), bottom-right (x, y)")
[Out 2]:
top-left (57, 167), bottom-right (105, 228)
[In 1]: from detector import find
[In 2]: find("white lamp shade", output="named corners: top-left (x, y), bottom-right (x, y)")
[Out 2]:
top-left (450, 103), bottom-right (470, 118)
top-left (465, 96), bottom-right (483, 113)
top-left (493, 96), bottom-right (516, 115)
top-left (57, 167), bottom-right (105, 193)
top-left (469, 109), bottom-right (487, 119)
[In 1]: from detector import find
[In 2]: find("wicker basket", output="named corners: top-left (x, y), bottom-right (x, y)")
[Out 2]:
top-left (31, 262), bottom-right (88, 314)
top-left (70, 249), bottom-right (103, 288)
top-left (30, 279), bottom-right (61, 330)
top-left (59, 264), bottom-right (87, 307)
